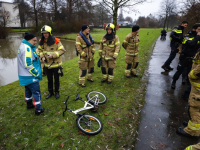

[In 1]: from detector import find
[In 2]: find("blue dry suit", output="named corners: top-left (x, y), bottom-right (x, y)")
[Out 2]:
top-left (17, 39), bottom-right (42, 109)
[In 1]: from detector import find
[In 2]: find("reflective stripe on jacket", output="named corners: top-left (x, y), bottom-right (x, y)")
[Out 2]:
top-left (99, 34), bottom-right (120, 60)
top-left (123, 32), bottom-right (140, 56)
top-left (38, 37), bottom-right (65, 69)
top-left (17, 39), bottom-right (42, 86)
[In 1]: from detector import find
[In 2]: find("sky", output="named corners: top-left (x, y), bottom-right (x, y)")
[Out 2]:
top-left (1, 0), bottom-right (163, 20)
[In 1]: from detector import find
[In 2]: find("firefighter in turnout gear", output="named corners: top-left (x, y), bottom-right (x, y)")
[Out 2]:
top-left (185, 143), bottom-right (200, 150)
top-left (123, 25), bottom-right (140, 78)
top-left (99, 23), bottom-right (120, 84)
top-left (17, 33), bottom-right (44, 116)
top-left (38, 25), bottom-right (65, 99)
top-left (176, 24), bottom-right (200, 137)
top-left (76, 24), bottom-right (95, 87)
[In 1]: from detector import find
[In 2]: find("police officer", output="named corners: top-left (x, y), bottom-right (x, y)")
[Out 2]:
top-left (162, 21), bottom-right (188, 71)
top-left (38, 25), bottom-right (65, 99)
top-left (123, 25), bottom-right (140, 78)
top-left (99, 23), bottom-right (120, 84)
top-left (171, 24), bottom-right (198, 89)
top-left (75, 25), bottom-right (95, 87)
top-left (17, 33), bottom-right (44, 116)
top-left (176, 24), bottom-right (200, 137)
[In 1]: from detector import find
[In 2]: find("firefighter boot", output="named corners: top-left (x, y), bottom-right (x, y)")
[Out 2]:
top-left (171, 80), bottom-right (176, 89)
top-left (131, 69), bottom-right (138, 77)
top-left (176, 127), bottom-right (192, 137)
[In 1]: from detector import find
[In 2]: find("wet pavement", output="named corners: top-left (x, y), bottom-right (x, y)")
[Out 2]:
top-left (135, 34), bottom-right (200, 150)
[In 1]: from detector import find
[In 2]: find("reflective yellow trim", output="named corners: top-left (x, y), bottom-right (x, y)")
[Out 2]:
top-left (188, 120), bottom-right (200, 130)
top-left (87, 74), bottom-right (92, 76)
top-left (79, 77), bottom-right (85, 80)
top-left (126, 52), bottom-right (138, 56)
top-left (190, 70), bottom-right (198, 79)
top-left (81, 45), bottom-right (87, 48)
top-left (132, 69), bottom-right (136, 71)
top-left (123, 40), bottom-right (128, 43)
top-left (39, 52), bottom-right (43, 56)
top-left (81, 51), bottom-right (85, 56)
top-left (76, 42), bottom-right (81, 45)
top-left (115, 41), bottom-right (120, 45)
top-left (103, 74), bottom-right (107, 78)
top-left (92, 48), bottom-right (95, 51)
top-left (29, 67), bottom-right (38, 77)
top-left (186, 145), bottom-right (193, 150)
top-left (108, 75), bottom-right (114, 79)
top-left (193, 60), bottom-right (200, 64)
top-left (125, 70), bottom-right (131, 73)
top-left (25, 45), bottom-right (32, 67)
top-left (103, 43), bottom-right (115, 48)
top-left (114, 52), bottom-right (118, 56)
top-left (104, 56), bottom-right (113, 60)
top-left (174, 29), bottom-right (182, 34)
top-left (80, 58), bottom-right (93, 61)
top-left (57, 45), bottom-right (64, 51)
top-left (99, 50), bottom-right (103, 52)
top-left (38, 45), bottom-right (43, 50)
top-left (190, 81), bottom-right (200, 88)
top-left (44, 62), bottom-right (62, 68)
top-left (43, 51), bottom-right (47, 54)
top-left (55, 52), bottom-right (59, 58)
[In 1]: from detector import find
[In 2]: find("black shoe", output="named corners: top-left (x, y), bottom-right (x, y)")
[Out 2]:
top-left (176, 127), bottom-right (191, 137)
top-left (46, 93), bottom-right (54, 99)
top-left (87, 79), bottom-right (94, 82)
top-left (182, 78), bottom-right (187, 85)
top-left (107, 81), bottom-right (111, 84)
top-left (27, 101), bottom-right (34, 110)
top-left (35, 108), bottom-right (45, 116)
top-left (167, 66), bottom-right (173, 70)
top-left (161, 65), bottom-right (169, 71)
top-left (101, 79), bottom-right (107, 83)
top-left (132, 74), bottom-right (138, 77)
top-left (79, 84), bottom-right (86, 87)
top-left (55, 92), bottom-right (60, 99)
top-left (126, 76), bottom-right (131, 78)
top-left (171, 81), bottom-right (176, 89)
top-left (183, 121), bottom-right (188, 127)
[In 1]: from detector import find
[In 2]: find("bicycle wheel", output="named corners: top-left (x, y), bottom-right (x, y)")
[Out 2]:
top-left (86, 91), bottom-right (107, 105)
top-left (76, 114), bottom-right (102, 135)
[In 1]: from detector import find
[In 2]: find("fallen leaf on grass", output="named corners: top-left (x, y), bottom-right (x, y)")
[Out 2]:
top-left (104, 113), bottom-right (109, 116)
top-left (58, 136), bottom-right (62, 140)
top-left (108, 122), bottom-right (112, 125)
top-left (78, 131), bottom-right (82, 135)
top-left (61, 106), bottom-right (65, 109)
top-left (60, 143), bottom-right (64, 148)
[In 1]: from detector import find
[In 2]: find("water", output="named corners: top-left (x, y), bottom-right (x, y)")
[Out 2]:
top-left (0, 33), bottom-right (97, 86)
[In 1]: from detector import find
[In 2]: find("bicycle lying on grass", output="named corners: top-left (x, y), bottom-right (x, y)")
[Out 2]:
top-left (63, 91), bottom-right (107, 135)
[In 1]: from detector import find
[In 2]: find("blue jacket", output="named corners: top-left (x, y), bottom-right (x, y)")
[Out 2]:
top-left (17, 39), bottom-right (42, 86)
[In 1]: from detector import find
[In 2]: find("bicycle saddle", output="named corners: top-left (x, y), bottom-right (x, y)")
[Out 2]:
top-left (75, 94), bottom-right (80, 101)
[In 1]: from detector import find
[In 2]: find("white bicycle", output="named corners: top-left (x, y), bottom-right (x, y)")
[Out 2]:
top-left (63, 91), bottom-right (107, 135)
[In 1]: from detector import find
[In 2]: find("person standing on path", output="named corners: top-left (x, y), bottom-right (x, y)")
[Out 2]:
top-left (38, 25), bottom-right (65, 99)
top-left (99, 23), bottom-right (120, 84)
top-left (17, 32), bottom-right (44, 116)
top-left (161, 21), bottom-right (188, 71)
top-left (123, 25), bottom-right (140, 78)
top-left (75, 24), bottom-right (95, 87)
top-left (176, 24), bottom-right (200, 137)
top-left (171, 24), bottom-right (199, 89)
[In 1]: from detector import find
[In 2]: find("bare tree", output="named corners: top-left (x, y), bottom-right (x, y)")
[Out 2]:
top-left (1, 8), bottom-right (11, 27)
top-left (160, 0), bottom-right (177, 29)
top-left (98, 0), bottom-right (147, 32)
top-left (124, 16), bottom-right (133, 23)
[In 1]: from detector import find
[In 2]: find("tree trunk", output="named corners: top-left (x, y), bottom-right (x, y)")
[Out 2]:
top-left (163, 14), bottom-right (168, 29)
top-left (54, 0), bottom-right (58, 21)
top-left (113, 0), bottom-right (118, 33)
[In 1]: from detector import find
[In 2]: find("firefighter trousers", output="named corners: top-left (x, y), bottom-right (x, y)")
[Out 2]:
top-left (78, 59), bottom-right (94, 84)
top-left (125, 54), bottom-right (139, 76)
top-left (185, 143), bottom-right (200, 150)
top-left (101, 58), bottom-right (116, 82)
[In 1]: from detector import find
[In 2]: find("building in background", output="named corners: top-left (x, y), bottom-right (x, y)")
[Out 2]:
top-left (0, 1), bottom-right (20, 27)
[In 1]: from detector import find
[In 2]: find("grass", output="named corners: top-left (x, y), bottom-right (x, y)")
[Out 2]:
top-left (11, 28), bottom-right (32, 32)
top-left (0, 28), bottom-right (160, 149)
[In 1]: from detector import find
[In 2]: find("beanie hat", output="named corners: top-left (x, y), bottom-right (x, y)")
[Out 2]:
top-left (132, 25), bottom-right (140, 32)
top-left (81, 24), bottom-right (89, 31)
top-left (24, 32), bottom-right (36, 41)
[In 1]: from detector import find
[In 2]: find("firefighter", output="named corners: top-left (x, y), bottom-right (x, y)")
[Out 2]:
top-left (185, 143), bottom-right (200, 150)
top-left (171, 24), bottom-right (199, 89)
top-left (38, 25), bottom-right (65, 99)
top-left (176, 24), bottom-right (200, 137)
top-left (75, 24), bottom-right (95, 87)
top-left (123, 25), bottom-right (140, 78)
top-left (17, 32), bottom-right (44, 116)
top-left (161, 21), bottom-right (188, 71)
top-left (99, 23), bottom-right (120, 84)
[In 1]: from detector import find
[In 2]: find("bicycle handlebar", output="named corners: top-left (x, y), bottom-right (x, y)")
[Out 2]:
top-left (63, 96), bottom-right (69, 117)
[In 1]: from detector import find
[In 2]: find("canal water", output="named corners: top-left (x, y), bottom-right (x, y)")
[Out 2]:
top-left (0, 33), bottom-right (95, 86)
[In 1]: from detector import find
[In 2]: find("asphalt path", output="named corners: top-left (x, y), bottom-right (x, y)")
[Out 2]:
top-left (135, 33), bottom-right (200, 150)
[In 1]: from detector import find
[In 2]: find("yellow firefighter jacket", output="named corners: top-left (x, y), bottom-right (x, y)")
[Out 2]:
top-left (76, 34), bottom-right (95, 61)
top-left (99, 34), bottom-right (120, 60)
top-left (123, 32), bottom-right (140, 56)
top-left (38, 38), bottom-right (65, 69)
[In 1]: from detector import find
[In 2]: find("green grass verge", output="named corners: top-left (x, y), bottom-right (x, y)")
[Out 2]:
top-left (0, 28), bottom-right (160, 149)
top-left (11, 28), bottom-right (32, 32)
